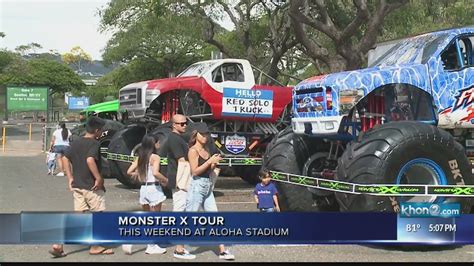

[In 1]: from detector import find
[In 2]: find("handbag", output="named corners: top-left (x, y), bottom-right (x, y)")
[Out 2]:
top-left (176, 160), bottom-right (192, 191)
top-left (210, 167), bottom-right (220, 190)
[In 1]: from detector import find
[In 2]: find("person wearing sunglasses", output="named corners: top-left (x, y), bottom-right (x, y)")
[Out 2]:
top-left (161, 114), bottom-right (196, 259)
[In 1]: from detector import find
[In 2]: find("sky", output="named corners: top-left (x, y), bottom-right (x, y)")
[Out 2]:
top-left (0, 0), bottom-right (112, 60)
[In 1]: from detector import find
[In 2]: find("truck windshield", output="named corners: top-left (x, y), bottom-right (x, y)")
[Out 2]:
top-left (370, 33), bottom-right (448, 67)
top-left (178, 62), bottom-right (218, 77)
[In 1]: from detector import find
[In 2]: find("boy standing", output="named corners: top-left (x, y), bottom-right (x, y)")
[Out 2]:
top-left (254, 170), bottom-right (280, 212)
top-left (49, 116), bottom-right (113, 258)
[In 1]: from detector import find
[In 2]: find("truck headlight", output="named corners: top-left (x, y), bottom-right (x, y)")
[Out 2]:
top-left (145, 90), bottom-right (160, 105)
top-left (338, 89), bottom-right (365, 115)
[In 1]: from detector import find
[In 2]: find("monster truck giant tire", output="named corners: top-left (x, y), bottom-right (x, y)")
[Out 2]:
top-left (108, 125), bottom-right (146, 188)
top-left (70, 120), bottom-right (124, 178)
top-left (262, 127), bottom-right (337, 211)
top-left (335, 121), bottom-right (474, 213)
top-left (233, 165), bottom-right (261, 185)
top-left (99, 120), bottom-right (124, 178)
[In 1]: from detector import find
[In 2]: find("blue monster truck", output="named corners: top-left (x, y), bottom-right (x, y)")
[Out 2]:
top-left (263, 26), bottom-right (474, 213)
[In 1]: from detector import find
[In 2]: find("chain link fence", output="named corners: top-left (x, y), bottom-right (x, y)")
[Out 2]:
top-left (1, 121), bottom-right (80, 153)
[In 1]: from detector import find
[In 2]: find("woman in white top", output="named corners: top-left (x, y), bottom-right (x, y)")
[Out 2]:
top-left (50, 123), bottom-right (72, 176)
top-left (123, 134), bottom-right (168, 255)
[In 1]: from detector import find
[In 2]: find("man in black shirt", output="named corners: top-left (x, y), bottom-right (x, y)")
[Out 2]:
top-left (49, 117), bottom-right (114, 257)
top-left (164, 114), bottom-right (196, 260)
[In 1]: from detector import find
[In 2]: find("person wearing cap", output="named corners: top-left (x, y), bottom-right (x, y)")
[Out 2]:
top-left (186, 123), bottom-right (235, 260)
top-left (49, 116), bottom-right (114, 258)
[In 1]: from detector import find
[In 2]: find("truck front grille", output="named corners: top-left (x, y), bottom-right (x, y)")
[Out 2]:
top-left (119, 88), bottom-right (142, 107)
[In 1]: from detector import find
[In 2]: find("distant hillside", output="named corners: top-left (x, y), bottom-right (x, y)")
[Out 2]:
top-left (24, 53), bottom-right (117, 77)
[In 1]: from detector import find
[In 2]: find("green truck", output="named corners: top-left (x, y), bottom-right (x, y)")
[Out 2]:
top-left (79, 100), bottom-right (120, 122)
top-left (72, 99), bottom-right (124, 178)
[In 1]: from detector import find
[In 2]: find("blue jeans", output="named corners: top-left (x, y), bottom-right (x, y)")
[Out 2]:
top-left (259, 207), bottom-right (274, 212)
top-left (185, 176), bottom-right (218, 212)
top-left (47, 160), bottom-right (56, 171)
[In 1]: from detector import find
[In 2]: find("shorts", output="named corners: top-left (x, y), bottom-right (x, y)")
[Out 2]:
top-left (172, 189), bottom-right (187, 212)
top-left (47, 160), bottom-right (55, 170)
top-left (53, 145), bottom-right (69, 155)
top-left (72, 188), bottom-right (106, 212)
top-left (139, 185), bottom-right (167, 207)
top-left (259, 207), bottom-right (274, 212)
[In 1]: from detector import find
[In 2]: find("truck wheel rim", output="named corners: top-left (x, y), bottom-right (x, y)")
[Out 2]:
top-left (100, 140), bottom-right (110, 160)
top-left (303, 153), bottom-right (333, 196)
top-left (131, 143), bottom-right (141, 156)
top-left (396, 158), bottom-right (447, 203)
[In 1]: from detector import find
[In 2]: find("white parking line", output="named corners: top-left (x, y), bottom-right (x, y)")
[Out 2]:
top-left (217, 201), bottom-right (255, 204)
top-left (215, 189), bottom-right (254, 192)
top-left (271, 245), bottom-right (313, 247)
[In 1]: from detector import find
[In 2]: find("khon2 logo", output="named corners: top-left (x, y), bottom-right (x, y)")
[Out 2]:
top-left (400, 203), bottom-right (460, 218)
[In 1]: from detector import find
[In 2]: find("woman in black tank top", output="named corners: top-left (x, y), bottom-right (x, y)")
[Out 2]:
top-left (186, 125), bottom-right (235, 260)
top-left (196, 152), bottom-right (213, 178)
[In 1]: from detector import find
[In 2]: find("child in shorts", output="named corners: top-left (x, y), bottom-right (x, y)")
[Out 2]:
top-left (46, 149), bottom-right (56, 175)
top-left (254, 170), bottom-right (280, 212)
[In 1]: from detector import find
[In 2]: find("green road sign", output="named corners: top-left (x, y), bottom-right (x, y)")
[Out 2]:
top-left (7, 86), bottom-right (48, 111)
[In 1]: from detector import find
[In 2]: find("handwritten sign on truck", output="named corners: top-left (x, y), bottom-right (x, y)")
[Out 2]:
top-left (222, 88), bottom-right (273, 118)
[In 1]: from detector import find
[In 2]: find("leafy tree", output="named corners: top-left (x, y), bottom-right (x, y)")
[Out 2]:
top-left (382, 0), bottom-right (474, 41)
top-left (177, 0), bottom-right (298, 80)
top-left (99, 0), bottom-right (207, 78)
top-left (0, 57), bottom-right (85, 94)
top-left (98, 0), bottom-right (473, 84)
top-left (14, 42), bottom-right (43, 56)
top-left (288, 0), bottom-right (409, 72)
top-left (0, 50), bottom-right (16, 73)
top-left (62, 46), bottom-right (93, 73)
top-left (99, 0), bottom-right (301, 82)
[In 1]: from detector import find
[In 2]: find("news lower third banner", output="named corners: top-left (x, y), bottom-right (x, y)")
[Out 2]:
top-left (0, 212), bottom-right (473, 244)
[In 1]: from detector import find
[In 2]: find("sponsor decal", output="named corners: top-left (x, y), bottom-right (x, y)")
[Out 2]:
top-left (453, 86), bottom-right (474, 111)
top-left (298, 96), bottom-right (312, 108)
top-left (270, 172), bottom-right (287, 181)
top-left (428, 186), bottom-right (474, 195)
top-left (225, 134), bottom-right (247, 154)
top-left (389, 197), bottom-right (400, 212)
top-left (448, 159), bottom-right (465, 186)
top-left (318, 180), bottom-right (352, 191)
top-left (354, 185), bottom-right (425, 194)
top-left (289, 175), bottom-right (316, 186)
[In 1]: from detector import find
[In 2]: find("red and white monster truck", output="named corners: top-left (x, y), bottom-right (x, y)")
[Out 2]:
top-left (107, 59), bottom-right (292, 187)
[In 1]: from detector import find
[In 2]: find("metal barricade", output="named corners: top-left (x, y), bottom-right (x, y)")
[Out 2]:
top-left (1, 121), bottom-right (45, 153)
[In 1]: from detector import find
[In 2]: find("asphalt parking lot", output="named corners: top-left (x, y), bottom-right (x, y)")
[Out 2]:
top-left (0, 153), bottom-right (473, 262)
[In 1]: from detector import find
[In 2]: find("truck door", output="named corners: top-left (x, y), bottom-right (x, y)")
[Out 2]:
top-left (209, 62), bottom-right (254, 93)
top-left (214, 62), bottom-right (258, 119)
top-left (436, 35), bottom-right (474, 128)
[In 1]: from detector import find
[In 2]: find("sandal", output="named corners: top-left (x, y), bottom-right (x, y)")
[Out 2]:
top-left (89, 247), bottom-right (114, 255)
top-left (49, 248), bottom-right (67, 258)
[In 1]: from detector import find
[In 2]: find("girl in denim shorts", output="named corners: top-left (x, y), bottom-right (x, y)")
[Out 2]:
top-left (122, 135), bottom-right (168, 255)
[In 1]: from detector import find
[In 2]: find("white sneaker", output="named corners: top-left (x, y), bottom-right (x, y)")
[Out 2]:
top-left (173, 248), bottom-right (196, 260)
top-left (219, 250), bottom-right (235, 260)
top-left (56, 172), bottom-right (65, 176)
top-left (122, 244), bottom-right (133, 255)
top-left (145, 244), bottom-right (166, 254)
